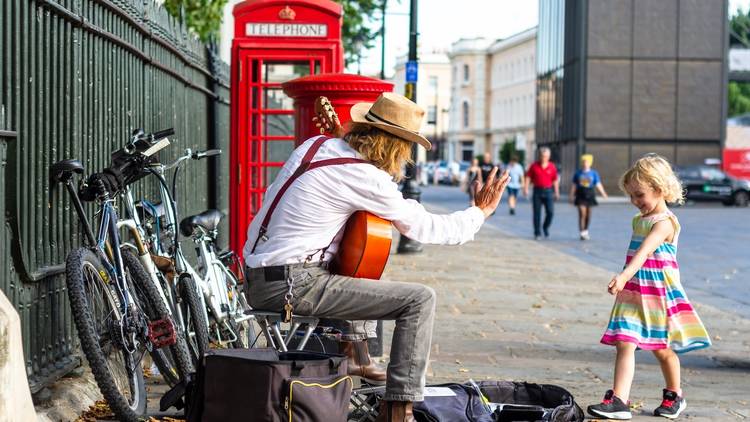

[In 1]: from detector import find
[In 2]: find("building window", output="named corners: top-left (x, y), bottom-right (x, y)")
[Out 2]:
top-left (461, 141), bottom-right (474, 162)
top-left (463, 64), bottom-right (470, 82)
top-left (427, 105), bottom-right (437, 124)
top-left (462, 101), bottom-right (470, 128)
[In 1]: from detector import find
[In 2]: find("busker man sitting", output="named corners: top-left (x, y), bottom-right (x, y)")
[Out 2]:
top-left (243, 92), bottom-right (509, 422)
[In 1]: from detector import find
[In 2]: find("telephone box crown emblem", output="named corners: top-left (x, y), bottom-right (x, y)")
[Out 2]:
top-left (279, 5), bottom-right (296, 20)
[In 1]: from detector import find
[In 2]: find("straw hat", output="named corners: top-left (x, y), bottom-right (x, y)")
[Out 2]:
top-left (350, 92), bottom-right (432, 150)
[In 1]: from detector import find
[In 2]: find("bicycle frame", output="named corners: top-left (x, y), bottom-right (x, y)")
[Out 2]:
top-left (122, 189), bottom-right (176, 319)
top-left (62, 178), bottom-right (145, 354)
top-left (138, 155), bottom-right (250, 345)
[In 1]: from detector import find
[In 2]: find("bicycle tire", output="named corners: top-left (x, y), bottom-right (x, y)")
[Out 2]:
top-left (65, 247), bottom-right (147, 421)
top-left (122, 251), bottom-right (194, 385)
top-left (178, 274), bottom-right (210, 364)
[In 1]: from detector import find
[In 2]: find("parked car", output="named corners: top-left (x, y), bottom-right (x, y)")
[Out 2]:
top-left (676, 165), bottom-right (750, 206)
top-left (433, 161), bottom-right (451, 185)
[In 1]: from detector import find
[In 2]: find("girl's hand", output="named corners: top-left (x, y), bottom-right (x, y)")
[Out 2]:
top-left (608, 273), bottom-right (628, 295)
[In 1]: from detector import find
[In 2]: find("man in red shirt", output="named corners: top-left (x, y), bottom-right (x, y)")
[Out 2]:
top-left (523, 146), bottom-right (559, 239)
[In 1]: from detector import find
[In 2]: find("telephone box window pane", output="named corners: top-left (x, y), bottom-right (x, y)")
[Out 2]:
top-left (263, 114), bottom-right (294, 137)
top-left (263, 62), bottom-right (310, 83)
top-left (263, 166), bottom-right (288, 186)
top-left (265, 166), bottom-right (283, 185)
top-left (314, 62), bottom-right (321, 74)
top-left (266, 140), bottom-right (296, 163)
top-left (251, 166), bottom-right (260, 189)
top-left (251, 195), bottom-right (261, 215)
top-left (264, 88), bottom-right (294, 110)
top-left (251, 87), bottom-right (259, 110)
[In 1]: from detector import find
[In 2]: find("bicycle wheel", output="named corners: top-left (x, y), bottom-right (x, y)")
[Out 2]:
top-left (178, 274), bottom-right (210, 364)
top-left (121, 251), bottom-right (194, 386)
top-left (65, 247), bottom-right (147, 421)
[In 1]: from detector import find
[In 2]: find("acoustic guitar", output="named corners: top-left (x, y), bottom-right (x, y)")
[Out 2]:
top-left (313, 96), bottom-right (392, 280)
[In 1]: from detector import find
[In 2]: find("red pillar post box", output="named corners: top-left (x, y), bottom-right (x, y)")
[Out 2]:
top-left (281, 73), bottom-right (394, 144)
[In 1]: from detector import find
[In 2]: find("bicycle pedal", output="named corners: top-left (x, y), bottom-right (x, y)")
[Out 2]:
top-left (148, 318), bottom-right (177, 348)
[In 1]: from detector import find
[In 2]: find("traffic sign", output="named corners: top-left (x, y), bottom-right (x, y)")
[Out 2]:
top-left (405, 61), bottom-right (418, 83)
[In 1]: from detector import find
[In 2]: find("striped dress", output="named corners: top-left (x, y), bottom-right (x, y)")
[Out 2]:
top-left (600, 210), bottom-right (711, 353)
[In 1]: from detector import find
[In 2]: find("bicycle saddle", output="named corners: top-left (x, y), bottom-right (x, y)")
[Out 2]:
top-left (180, 209), bottom-right (223, 237)
top-left (49, 159), bottom-right (84, 183)
top-left (137, 200), bottom-right (166, 219)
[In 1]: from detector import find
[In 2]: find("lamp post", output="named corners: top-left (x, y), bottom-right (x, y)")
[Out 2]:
top-left (380, 0), bottom-right (387, 80)
top-left (397, 0), bottom-right (422, 254)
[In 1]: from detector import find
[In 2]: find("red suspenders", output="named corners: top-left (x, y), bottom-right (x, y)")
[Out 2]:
top-left (250, 136), bottom-right (369, 254)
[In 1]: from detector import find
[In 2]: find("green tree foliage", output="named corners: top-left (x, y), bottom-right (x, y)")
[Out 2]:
top-left (729, 81), bottom-right (750, 117)
top-left (730, 7), bottom-right (750, 47)
top-left (163, 0), bottom-right (227, 42)
top-left (499, 138), bottom-right (525, 165)
top-left (335, 0), bottom-right (386, 67)
top-left (163, 0), bottom-right (386, 64)
top-left (729, 8), bottom-right (750, 117)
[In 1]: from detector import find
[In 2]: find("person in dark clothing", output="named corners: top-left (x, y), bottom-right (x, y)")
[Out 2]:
top-left (523, 147), bottom-right (559, 239)
top-left (479, 151), bottom-right (499, 183)
top-left (569, 154), bottom-right (608, 240)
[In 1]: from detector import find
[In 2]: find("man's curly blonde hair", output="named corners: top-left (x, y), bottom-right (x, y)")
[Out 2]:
top-left (619, 154), bottom-right (685, 204)
top-left (344, 123), bottom-right (413, 181)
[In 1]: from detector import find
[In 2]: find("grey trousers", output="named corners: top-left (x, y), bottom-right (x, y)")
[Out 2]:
top-left (245, 262), bottom-right (436, 402)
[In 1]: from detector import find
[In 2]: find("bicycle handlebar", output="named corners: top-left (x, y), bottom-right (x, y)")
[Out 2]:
top-left (191, 149), bottom-right (222, 160)
top-left (80, 128), bottom-right (175, 200)
top-left (150, 128), bottom-right (175, 141)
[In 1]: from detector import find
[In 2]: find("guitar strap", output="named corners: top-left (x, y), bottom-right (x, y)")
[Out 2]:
top-left (250, 135), bottom-right (370, 255)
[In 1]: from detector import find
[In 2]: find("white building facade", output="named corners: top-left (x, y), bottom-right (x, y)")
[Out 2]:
top-left (392, 52), bottom-right (452, 162)
top-left (447, 38), bottom-right (491, 162)
top-left (447, 28), bottom-right (537, 163)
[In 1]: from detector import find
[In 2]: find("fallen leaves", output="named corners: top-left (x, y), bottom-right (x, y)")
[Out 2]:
top-left (74, 400), bottom-right (114, 422)
top-left (630, 400), bottom-right (644, 410)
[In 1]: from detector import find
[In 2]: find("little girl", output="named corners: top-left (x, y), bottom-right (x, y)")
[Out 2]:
top-left (587, 155), bottom-right (711, 420)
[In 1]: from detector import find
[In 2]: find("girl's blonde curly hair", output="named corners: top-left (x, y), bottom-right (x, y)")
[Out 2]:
top-left (344, 122), bottom-right (413, 181)
top-left (619, 154), bottom-right (685, 205)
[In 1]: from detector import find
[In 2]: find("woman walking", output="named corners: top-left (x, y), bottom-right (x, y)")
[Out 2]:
top-left (570, 154), bottom-right (608, 240)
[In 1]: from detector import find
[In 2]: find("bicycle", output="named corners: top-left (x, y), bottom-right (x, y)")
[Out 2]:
top-left (50, 128), bottom-right (193, 421)
top-left (132, 147), bottom-right (254, 362)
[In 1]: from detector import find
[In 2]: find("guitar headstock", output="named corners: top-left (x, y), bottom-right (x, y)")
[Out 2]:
top-left (313, 96), bottom-right (343, 137)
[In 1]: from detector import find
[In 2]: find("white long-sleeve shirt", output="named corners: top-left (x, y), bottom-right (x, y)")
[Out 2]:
top-left (243, 137), bottom-right (486, 268)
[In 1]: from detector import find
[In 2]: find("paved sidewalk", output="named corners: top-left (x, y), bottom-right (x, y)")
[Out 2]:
top-left (379, 206), bottom-right (750, 421)
top-left (36, 205), bottom-right (750, 421)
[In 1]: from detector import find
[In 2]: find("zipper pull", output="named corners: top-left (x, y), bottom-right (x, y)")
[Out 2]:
top-left (284, 396), bottom-right (289, 410)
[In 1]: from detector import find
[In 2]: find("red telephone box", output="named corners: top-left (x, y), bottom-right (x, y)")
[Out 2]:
top-left (230, 0), bottom-right (344, 255)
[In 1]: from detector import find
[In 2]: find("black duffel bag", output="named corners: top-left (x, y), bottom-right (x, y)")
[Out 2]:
top-left (186, 348), bottom-right (352, 422)
top-left (479, 381), bottom-right (584, 422)
top-left (412, 383), bottom-right (493, 422)
top-left (412, 381), bottom-right (583, 422)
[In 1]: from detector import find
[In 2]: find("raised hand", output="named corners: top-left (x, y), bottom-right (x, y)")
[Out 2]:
top-left (473, 167), bottom-right (510, 218)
